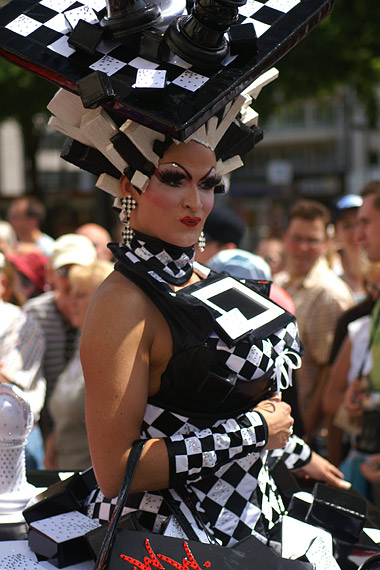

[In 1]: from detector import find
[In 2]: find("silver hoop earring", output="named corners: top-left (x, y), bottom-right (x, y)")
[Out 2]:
top-left (198, 231), bottom-right (206, 252)
top-left (120, 196), bottom-right (136, 245)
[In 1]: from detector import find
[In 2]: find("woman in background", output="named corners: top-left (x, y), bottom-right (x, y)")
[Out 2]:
top-left (44, 260), bottom-right (113, 471)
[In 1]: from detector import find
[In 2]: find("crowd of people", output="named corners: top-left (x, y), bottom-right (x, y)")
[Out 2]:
top-left (2, 186), bottom-right (380, 503)
top-left (2, 1), bottom-right (379, 566)
top-left (0, 196), bottom-right (115, 470)
top-left (1, 185), bottom-right (379, 491)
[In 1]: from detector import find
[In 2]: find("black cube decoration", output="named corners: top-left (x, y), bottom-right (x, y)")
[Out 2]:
top-left (229, 22), bottom-right (257, 56)
top-left (134, 68), bottom-right (167, 107)
top-left (28, 510), bottom-right (101, 568)
top-left (305, 483), bottom-right (368, 543)
top-left (68, 19), bottom-right (104, 54)
top-left (140, 26), bottom-right (170, 63)
top-left (23, 468), bottom-right (96, 525)
top-left (77, 71), bottom-right (116, 109)
top-left (288, 491), bottom-right (314, 523)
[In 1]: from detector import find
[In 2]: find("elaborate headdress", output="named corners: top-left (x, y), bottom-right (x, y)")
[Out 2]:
top-left (0, 0), bottom-right (334, 197)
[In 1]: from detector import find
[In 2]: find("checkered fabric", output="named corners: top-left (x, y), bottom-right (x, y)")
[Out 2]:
top-left (85, 243), bottom-right (307, 546)
top-left (206, 320), bottom-right (300, 388)
top-left (2, 0), bottom-right (300, 94)
top-left (124, 232), bottom-right (195, 286)
top-left (115, 239), bottom-right (302, 393)
top-left (270, 433), bottom-right (312, 469)
top-left (86, 404), bottom-right (311, 546)
top-left (165, 410), bottom-right (268, 486)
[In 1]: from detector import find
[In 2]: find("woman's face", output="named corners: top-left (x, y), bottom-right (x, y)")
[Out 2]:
top-left (334, 209), bottom-right (360, 251)
top-left (121, 141), bottom-right (217, 248)
top-left (69, 279), bottom-right (97, 330)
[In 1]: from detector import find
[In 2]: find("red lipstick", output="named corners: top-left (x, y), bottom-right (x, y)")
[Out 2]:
top-left (180, 217), bottom-right (201, 227)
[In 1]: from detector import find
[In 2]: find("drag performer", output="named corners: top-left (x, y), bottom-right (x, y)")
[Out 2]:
top-left (73, 94), bottom-right (347, 547)
top-left (0, 0), bottom-right (347, 554)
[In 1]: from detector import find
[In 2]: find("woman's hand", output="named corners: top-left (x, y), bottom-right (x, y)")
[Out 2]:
top-left (293, 451), bottom-right (350, 490)
top-left (254, 395), bottom-right (294, 450)
top-left (360, 454), bottom-right (380, 483)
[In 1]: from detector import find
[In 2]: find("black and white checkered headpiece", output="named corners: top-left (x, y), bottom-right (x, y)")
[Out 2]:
top-left (46, 67), bottom-right (276, 198)
top-left (0, 0), bottom-right (334, 196)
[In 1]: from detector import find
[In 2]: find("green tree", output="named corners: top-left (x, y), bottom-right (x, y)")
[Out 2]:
top-left (256, 0), bottom-right (380, 124)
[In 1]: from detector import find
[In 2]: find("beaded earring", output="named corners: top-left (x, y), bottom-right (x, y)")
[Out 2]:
top-left (198, 231), bottom-right (206, 252)
top-left (120, 196), bottom-right (136, 245)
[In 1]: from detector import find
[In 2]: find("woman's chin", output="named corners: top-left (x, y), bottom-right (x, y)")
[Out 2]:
top-left (134, 227), bottom-right (199, 248)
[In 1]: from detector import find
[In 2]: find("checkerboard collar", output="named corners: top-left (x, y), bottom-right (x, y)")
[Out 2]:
top-left (123, 230), bottom-right (195, 286)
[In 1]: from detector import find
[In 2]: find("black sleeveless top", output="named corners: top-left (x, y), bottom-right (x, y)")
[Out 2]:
top-left (110, 243), bottom-right (302, 419)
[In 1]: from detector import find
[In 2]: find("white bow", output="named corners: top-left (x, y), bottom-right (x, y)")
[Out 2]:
top-left (272, 348), bottom-right (302, 395)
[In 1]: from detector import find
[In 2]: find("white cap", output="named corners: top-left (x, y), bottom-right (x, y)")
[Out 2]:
top-left (51, 233), bottom-right (97, 270)
top-left (208, 248), bottom-right (272, 281)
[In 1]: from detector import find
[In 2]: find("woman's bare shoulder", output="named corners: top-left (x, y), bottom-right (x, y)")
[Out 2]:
top-left (93, 270), bottom-right (151, 310)
top-left (82, 270), bottom-right (155, 342)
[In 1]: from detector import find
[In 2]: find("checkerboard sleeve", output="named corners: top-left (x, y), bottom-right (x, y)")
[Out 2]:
top-left (270, 434), bottom-right (312, 470)
top-left (164, 411), bottom-right (268, 487)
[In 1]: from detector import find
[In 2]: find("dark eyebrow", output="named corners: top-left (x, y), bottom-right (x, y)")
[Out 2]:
top-left (160, 162), bottom-right (192, 180)
top-left (199, 167), bottom-right (216, 182)
top-left (159, 162), bottom-right (216, 182)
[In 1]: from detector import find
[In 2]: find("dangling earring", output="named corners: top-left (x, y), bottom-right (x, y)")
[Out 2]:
top-left (120, 196), bottom-right (136, 245)
top-left (198, 230), bottom-right (206, 252)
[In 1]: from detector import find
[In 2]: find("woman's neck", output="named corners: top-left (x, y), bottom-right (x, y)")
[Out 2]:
top-left (127, 231), bottom-right (195, 286)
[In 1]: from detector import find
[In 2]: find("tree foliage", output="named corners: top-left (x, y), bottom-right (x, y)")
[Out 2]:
top-left (256, 0), bottom-right (380, 124)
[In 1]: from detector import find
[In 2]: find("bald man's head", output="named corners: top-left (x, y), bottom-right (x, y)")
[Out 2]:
top-left (76, 223), bottom-right (112, 260)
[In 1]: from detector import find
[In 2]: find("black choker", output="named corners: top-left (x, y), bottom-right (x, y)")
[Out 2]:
top-left (125, 231), bottom-right (195, 285)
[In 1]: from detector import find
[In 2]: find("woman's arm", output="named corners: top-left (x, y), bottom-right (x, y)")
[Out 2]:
top-left (82, 273), bottom-right (170, 498)
top-left (159, 396), bottom-right (294, 488)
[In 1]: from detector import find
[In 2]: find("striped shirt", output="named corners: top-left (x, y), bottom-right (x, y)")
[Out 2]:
top-left (23, 292), bottom-right (80, 429)
top-left (0, 299), bottom-right (46, 420)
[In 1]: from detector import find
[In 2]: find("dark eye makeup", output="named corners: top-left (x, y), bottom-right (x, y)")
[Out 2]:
top-left (155, 169), bottom-right (187, 187)
top-left (199, 174), bottom-right (222, 190)
top-left (154, 162), bottom-right (221, 190)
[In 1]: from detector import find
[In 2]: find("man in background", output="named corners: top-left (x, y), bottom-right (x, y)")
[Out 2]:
top-left (76, 223), bottom-right (113, 261)
top-left (23, 233), bottom-right (97, 441)
top-left (7, 196), bottom-right (55, 257)
top-left (354, 181), bottom-right (380, 489)
top-left (356, 182), bottom-right (380, 403)
top-left (256, 235), bottom-right (285, 276)
top-left (331, 193), bottom-right (366, 301)
top-left (275, 199), bottom-right (354, 444)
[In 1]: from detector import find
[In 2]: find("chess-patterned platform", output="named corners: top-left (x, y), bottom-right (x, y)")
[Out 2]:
top-left (0, 0), bottom-right (333, 139)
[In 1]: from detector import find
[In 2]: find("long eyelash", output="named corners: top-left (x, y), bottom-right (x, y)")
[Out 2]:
top-left (156, 170), bottom-right (186, 184)
top-left (201, 175), bottom-right (222, 189)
